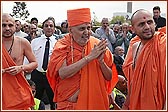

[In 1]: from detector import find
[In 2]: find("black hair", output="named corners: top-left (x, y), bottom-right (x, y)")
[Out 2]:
top-left (15, 20), bottom-right (21, 24)
top-left (61, 22), bottom-right (68, 28)
top-left (31, 17), bottom-right (38, 23)
top-left (42, 18), bottom-right (56, 28)
top-left (153, 6), bottom-right (160, 11)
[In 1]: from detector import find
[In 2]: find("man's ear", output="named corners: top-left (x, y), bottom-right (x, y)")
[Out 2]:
top-left (131, 26), bottom-right (135, 33)
top-left (68, 27), bottom-right (72, 33)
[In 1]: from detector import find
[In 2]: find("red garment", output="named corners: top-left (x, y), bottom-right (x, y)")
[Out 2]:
top-left (2, 44), bottom-right (35, 110)
top-left (123, 32), bottom-right (166, 110)
top-left (46, 34), bottom-right (118, 110)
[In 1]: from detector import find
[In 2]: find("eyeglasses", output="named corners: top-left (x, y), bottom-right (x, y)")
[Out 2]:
top-left (23, 25), bottom-right (29, 28)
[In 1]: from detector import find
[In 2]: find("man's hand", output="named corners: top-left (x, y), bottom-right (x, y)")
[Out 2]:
top-left (105, 27), bottom-right (110, 36)
top-left (4, 66), bottom-right (23, 75)
top-left (122, 31), bottom-right (127, 38)
top-left (87, 39), bottom-right (108, 61)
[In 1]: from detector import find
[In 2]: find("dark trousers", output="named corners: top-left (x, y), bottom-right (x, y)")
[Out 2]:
top-left (31, 69), bottom-right (55, 110)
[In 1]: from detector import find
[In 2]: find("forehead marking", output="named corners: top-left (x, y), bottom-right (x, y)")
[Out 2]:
top-left (143, 17), bottom-right (146, 19)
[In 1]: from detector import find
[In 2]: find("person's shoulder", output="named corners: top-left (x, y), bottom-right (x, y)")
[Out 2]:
top-left (53, 34), bottom-right (63, 40)
top-left (50, 34), bottom-right (59, 42)
top-left (160, 16), bottom-right (166, 20)
top-left (15, 36), bottom-right (31, 49)
top-left (31, 36), bottom-right (42, 45)
top-left (155, 31), bottom-right (166, 42)
top-left (95, 27), bottom-right (101, 31)
top-left (15, 36), bottom-right (29, 43)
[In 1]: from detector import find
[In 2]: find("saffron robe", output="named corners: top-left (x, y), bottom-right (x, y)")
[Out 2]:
top-left (46, 34), bottom-right (118, 110)
top-left (158, 26), bottom-right (166, 34)
top-left (2, 44), bottom-right (35, 110)
top-left (122, 32), bottom-right (166, 110)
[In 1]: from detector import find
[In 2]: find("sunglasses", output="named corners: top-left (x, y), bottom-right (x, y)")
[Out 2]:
top-left (23, 25), bottom-right (29, 28)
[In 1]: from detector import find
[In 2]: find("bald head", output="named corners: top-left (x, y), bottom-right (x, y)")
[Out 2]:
top-left (2, 13), bottom-right (15, 23)
top-left (116, 75), bottom-right (127, 93)
top-left (114, 46), bottom-right (124, 56)
top-left (131, 9), bottom-right (152, 26)
top-left (118, 75), bottom-right (125, 82)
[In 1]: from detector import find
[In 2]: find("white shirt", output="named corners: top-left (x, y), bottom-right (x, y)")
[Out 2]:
top-left (31, 34), bottom-right (57, 72)
top-left (14, 30), bottom-right (28, 38)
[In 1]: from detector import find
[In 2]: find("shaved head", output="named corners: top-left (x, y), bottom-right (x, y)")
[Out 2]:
top-left (118, 75), bottom-right (125, 82)
top-left (2, 13), bottom-right (15, 23)
top-left (131, 9), bottom-right (152, 26)
top-left (116, 75), bottom-right (127, 93)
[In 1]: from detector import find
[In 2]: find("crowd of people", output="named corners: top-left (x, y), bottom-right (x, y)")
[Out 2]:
top-left (2, 6), bottom-right (166, 110)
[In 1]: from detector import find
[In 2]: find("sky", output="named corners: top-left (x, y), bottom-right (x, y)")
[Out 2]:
top-left (1, 1), bottom-right (167, 24)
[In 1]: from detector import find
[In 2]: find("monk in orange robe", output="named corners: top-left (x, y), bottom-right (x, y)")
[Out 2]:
top-left (122, 9), bottom-right (166, 110)
top-left (2, 13), bottom-right (37, 110)
top-left (46, 8), bottom-right (118, 110)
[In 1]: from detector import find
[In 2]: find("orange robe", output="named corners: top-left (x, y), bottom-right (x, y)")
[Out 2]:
top-left (2, 44), bottom-right (35, 110)
top-left (46, 34), bottom-right (118, 110)
top-left (123, 32), bottom-right (166, 110)
top-left (158, 26), bottom-right (166, 34)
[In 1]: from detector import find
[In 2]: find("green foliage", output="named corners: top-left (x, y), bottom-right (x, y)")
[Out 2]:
top-left (92, 12), bottom-right (101, 26)
top-left (10, 2), bottom-right (30, 20)
top-left (110, 16), bottom-right (126, 24)
top-left (92, 26), bottom-right (100, 32)
top-left (93, 21), bottom-right (101, 26)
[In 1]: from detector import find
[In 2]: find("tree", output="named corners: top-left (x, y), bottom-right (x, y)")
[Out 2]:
top-left (92, 12), bottom-right (101, 26)
top-left (110, 16), bottom-right (126, 25)
top-left (10, 2), bottom-right (30, 20)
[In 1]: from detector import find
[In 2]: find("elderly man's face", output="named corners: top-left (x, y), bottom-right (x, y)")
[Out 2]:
top-left (70, 23), bottom-right (92, 46)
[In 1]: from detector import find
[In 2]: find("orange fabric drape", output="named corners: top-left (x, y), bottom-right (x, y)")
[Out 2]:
top-left (123, 32), bottom-right (166, 110)
top-left (158, 26), bottom-right (166, 34)
top-left (46, 34), bottom-right (118, 110)
top-left (2, 44), bottom-right (35, 110)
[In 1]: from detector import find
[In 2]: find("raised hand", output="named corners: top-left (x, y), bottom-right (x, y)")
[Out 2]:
top-left (87, 38), bottom-right (108, 61)
top-left (105, 27), bottom-right (110, 35)
top-left (123, 30), bottom-right (127, 38)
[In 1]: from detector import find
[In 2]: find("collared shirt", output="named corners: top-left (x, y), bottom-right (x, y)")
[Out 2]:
top-left (14, 30), bottom-right (28, 38)
top-left (95, 27), bottom-right (116, 53)
top-left (31, 34), bottom-right (57, 72)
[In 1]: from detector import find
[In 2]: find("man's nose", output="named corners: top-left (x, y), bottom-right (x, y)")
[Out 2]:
top-left (5, 25), bottom-right (11, 30)
top-left (144, 23), bottom-right (150, 29)
top-left (84, 29), bottom-right (90, 34)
